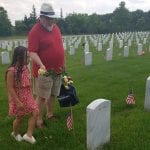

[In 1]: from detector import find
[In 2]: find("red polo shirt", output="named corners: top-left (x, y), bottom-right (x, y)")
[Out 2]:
top-left (28, 21), bottom-right (65, 77)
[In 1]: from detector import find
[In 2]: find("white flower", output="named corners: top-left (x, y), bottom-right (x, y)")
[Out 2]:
top-left (38, 68), bottom-right (46, 75)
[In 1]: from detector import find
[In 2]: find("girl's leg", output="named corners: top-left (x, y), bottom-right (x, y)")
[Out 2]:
top-left (26, 111), bottom-right (38, 137)
top-left (13, 116), bottom-right (23, 135)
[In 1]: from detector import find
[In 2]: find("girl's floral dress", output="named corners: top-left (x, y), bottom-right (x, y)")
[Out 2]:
top-left (8, 66), bottom-right (38, 117)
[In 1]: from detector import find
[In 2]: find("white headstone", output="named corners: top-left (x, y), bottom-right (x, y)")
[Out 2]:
top-left (7, 45), bottom-right (12, 51)
top-left (14, 41), bottom-right (19, 47)
top-left (119, 40), bottom-right (123, 48)
top-left (2, 42), bottom-right (6, 49)
top-left (74, 42), bottom-right (79, 49)
top-left (93, 40), bottom-right (97, 47)
top-left (123, 46), bottom-right (129, 57)
top-left (143, 38), bottom-right (147, 44)
top-left (22, 41), bottom-right (27, 47)
top-left (144, 76), bottom-right (150, 111)
top-left (109, 41), bottom-right (113, 51)
top-left (84, 43), bottom-right (89, 53)
top-left (87, 99), bottom-right (111, 150)
top-left (137, 43), bottom-right (143, 55)
top-left (136, 38), bottom-right (139, 44)
top-left (106, 48), bottom-right (112, 61)
top-left (85, 52), bottom-right (92, 66)
top-left (97, 43), bottom-right (102, 51)
top-left (128, 39), bottom-right (131, 47)
top-left (63, 42), bottom-right (67, 50)
top-left (1, 51), bottom-right (10, 64)
top-left (69, 46), bottom-right (75, 55)
top-left (149, 45), bottom-right (150, 52)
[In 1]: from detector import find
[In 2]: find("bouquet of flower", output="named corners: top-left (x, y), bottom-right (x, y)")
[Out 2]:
top-left (38, 68), bottom-right (62, 79)
top-left (57, 72), bottom-right (79, 107)
top-left (38, 68), bottom-right (47, 75)
top-left (62, 74), bottom-right (74, 89)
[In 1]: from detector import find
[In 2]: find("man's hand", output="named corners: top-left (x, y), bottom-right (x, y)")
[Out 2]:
top-left (40, 64), bottom-right (46, 71)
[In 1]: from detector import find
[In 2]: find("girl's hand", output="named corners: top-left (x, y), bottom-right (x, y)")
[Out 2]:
top-left (16, 100), bottom-right (24, 109)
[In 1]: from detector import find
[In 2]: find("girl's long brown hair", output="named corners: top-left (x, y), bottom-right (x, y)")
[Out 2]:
top-left (5, 46), bottom-right (27, 85)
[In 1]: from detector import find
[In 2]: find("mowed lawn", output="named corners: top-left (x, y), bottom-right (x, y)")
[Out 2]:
top-left (1, 38), bottom-right (150, 149)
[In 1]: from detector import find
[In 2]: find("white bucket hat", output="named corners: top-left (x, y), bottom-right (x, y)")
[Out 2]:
top-left (40, 3), bottom-right (57, 18)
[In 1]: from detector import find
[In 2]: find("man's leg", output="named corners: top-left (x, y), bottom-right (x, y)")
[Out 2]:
top-left (45, 76), bottom-right (61, 120)
top-left (46, 95), bottom-right (55, 118)
top-left (36, 96), bottom-right (46, 127)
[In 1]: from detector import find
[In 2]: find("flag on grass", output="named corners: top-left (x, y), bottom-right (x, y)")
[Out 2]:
top-left (126, 88), bottom-right (135, 105)
top-left (66, 112), bottom-right (73, 131)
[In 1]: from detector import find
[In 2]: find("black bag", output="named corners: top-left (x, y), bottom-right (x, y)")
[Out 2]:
top-left (57, 84), bottom-right (79, 107)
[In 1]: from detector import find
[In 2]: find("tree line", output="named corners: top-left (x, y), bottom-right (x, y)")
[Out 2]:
top-left (0, 1), bottom-right (150, 36)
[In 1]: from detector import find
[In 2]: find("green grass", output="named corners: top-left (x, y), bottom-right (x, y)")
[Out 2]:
top-left (0, 37), bottom-right (150, 149)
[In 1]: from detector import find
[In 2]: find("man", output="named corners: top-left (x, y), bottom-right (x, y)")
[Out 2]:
top-left (28, 3), bottom-right (65, 128)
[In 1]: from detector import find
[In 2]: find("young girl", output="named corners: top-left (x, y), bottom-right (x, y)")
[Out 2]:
top-left (6, 46), bottom-right (38, 144)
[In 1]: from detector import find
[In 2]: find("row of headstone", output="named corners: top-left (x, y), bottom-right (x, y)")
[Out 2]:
top-left (64, 31), bottom-right (149, 58)
top-left (86, 72), bottom-right (150, 150)
top-left (0, 39), bottom-right (28, 65)
top-left (0, 39), bottom-right (27, 51)
top-left (1, 32), bottom-right (149, 65)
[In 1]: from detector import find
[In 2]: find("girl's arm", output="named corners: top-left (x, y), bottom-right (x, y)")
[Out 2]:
top-left (7, 71), bottom-right (23, 108)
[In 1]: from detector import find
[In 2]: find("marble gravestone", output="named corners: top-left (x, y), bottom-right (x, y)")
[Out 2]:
top-left (1, 51), bottom-right (10, 64)
top-left (123, 46), bottom-right (129, 57)
top-left (137, 43), bottom-right (143, 55)
top-left (63, 42), bottom-right (67, 50)
top-left (119, 40), bottom-right (123, 48)
top-left (109, 41), bottom-right (113, 51)
top-left (84, 43), bottom-right (89, 53)
top-left (7, 45), bottom-right (12, 51)
top-left (143, 38), bottom-right (147, 45)
top-left (87, 99), bottom-right (111, 150)
top-left (106, 48), bottom-right (112, 61)
top-left (85, 52), bottom-right (92, 66)
top-left (144, 76), bottom-right (150, 111)
top-left (128, 39), bottom-right (131, 47)
top-left (97, 43), bottom-right (102, 51)
top-left (69, 46), bottom-right (75, 55)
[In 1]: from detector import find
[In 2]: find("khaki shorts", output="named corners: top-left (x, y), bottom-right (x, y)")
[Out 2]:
top-left (33, 75), bottom-right (61, 99)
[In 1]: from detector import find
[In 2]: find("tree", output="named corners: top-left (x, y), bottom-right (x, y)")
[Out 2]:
top-left (0, 7), bottom-right (12, 36)
top-left (14, 5), bottom-right (37, 35)
top-left (112, 1), bottom-right (130, 32)
top-left (136, 17), bottom-right (145, 31)
top-left (15, 20), bottom-right (26, 35)
top-left (144, 11), bottom-right (150, 30)
top-left (60, 8), bottom-right (63, 18)
top-left (27, 5), bottom-right (37, 31)
top-left (130, 10), bottom-right (145, 31)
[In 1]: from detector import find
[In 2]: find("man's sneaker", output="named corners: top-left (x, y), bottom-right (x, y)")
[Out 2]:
top-left (11, 132), bottom-right (23, 142)
top-left (23, 134), bottom-right (36, 144)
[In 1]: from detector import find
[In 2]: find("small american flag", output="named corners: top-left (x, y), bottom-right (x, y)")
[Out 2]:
top-left (126, 88), bottom-right (135, 105)
top-left (66, 112), bottom-right (73, 131)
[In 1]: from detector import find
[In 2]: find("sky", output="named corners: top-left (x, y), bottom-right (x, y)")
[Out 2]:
top-left (1, 0), bottom-right (150, 25)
